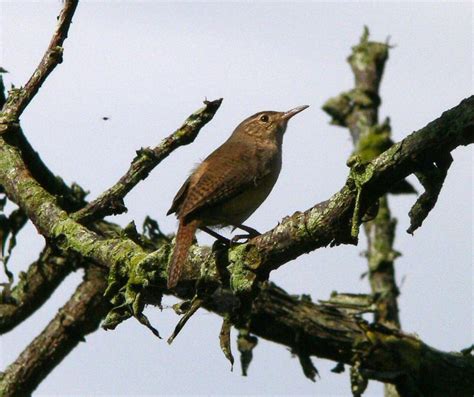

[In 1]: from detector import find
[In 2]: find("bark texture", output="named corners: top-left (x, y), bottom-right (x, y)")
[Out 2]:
top-left (0, 4), bottom-right (473, 397)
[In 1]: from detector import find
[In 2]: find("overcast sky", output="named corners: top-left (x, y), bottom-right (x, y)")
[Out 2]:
top-left (0, 1), bottom-right (472, 396)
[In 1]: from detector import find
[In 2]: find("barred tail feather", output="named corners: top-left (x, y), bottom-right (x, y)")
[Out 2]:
top-left (167, 219), bottom-right (198, 289)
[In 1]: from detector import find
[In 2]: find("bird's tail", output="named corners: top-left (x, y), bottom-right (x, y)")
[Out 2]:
top-left (167, 219), bottom-right (199, 289)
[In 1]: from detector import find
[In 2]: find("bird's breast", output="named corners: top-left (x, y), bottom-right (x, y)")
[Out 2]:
top-left (207, 157), bottom-right (281, 226)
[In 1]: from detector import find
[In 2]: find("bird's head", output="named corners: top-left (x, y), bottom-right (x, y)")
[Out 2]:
top-left (233, 105), bottom-right (309, 143)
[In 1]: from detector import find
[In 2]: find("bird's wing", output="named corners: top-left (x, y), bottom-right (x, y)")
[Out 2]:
top-left (167, 176), bottom-right (191, 215)
top-left (178, 142), bottom-right (267, 220)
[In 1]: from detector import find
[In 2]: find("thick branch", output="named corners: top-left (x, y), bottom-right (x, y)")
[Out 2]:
top-left (247, 96), bottom-right (473, 279)
top-left (0, 11), bottom-right (470, 394)
top-left (1, 262), bottom-right (472, 397)
top-left (0, 97), bottom-right (472, 301)
top-left (73, 98), bottom-right (223, 224)
top-left (160, 282), bottom-right (474, 396)
top-left (245, 285), bottom-right (474, 397)
top-left (0, 265), bottom-right (109, 397)
top-left (0, 88), bottom-right (471, 395)
top-left (0, 1), bottom-right (78, 133)
top-left (0, 248), bottom-right (78, 334)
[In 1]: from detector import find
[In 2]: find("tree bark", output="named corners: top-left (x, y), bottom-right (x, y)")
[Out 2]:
top-left (0, 266), bottom-right (109, 397)
top-left (0, 5), bottom-right (472, 395)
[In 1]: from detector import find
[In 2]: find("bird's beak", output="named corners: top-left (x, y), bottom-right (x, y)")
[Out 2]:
top-left (281, 105), bottom-right (309, 121)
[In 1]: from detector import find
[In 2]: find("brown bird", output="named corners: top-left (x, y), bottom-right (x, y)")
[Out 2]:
top-left (166, 105), bottom-right (309, 288)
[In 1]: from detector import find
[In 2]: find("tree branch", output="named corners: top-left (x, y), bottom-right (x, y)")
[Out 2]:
top-left (245, 95), bottom-right (473, 282)
top-left (0, 25), bottom-right (472, 391)
top-left (324, 28), bottom-right (402, 372)
top-left (72, 98), bottom-right (223, 224)
top-left (2, 263), bottom-right (473, 396)
top-left (407, 152), bottom-right (453, 234)
top-left (158, 281), bottom-right (474, 396)
top-left (0, 96), bottom-right (471, 306)
top-left (0, 265), bottom-right (109, 397)
top-left (0, 97), bottom-right (472, 395)
top-left (0, 247), bottom-right (79, 334)
top-left (0, 8), bottom-right (471, 394)
top-left (0, 1), bottom-right (78, 134)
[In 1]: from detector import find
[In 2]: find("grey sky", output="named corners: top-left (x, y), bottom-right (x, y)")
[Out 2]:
top-left (0, 1), bottom-right (472, 396)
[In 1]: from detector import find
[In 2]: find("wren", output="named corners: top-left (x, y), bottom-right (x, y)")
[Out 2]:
top-left (166, 105), bottom-right (309, 288)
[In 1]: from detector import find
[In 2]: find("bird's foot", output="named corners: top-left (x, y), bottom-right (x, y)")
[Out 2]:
top-left (231, 224), bottom-right (261, 238)
top-left (230, 234), bottom-right (247, 246)
top-left (230, 233), bottom-right (259, 246)
top-left (202, 226), bottom-right (230, 244)
top-left (202, 225), bottom-right (260, 249)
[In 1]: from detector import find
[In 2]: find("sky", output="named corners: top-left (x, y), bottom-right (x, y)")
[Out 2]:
top-left (0, 1), bottom-right (472, 396)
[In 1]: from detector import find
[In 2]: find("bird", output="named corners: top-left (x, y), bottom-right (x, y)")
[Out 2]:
top-left (166, 105), bottom-right (309, 288)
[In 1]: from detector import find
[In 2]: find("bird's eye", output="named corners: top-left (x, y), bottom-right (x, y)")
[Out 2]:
top-left (260, 115), bottom-right (269, 122)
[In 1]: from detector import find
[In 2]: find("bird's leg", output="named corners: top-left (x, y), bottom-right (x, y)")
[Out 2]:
top-left (200, 226), bottom-right (230, 244)
top-left (230, 223), bottom-right (261, 245)
top-left (232, 223), bottom-right (261, 237)
top-left (201, 224), bottom-right (260, 247)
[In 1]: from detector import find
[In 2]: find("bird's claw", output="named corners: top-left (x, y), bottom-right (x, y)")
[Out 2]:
top-left (230, 233), bottom-right (256, 246)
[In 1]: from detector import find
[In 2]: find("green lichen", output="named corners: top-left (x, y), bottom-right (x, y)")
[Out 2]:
top-left (102, 247), bottom-right (168, 331)
top-left (196, 246), bottom-right (216, 282)
top-left (227, 244), bottom-right (258, 295)
top-left (345, 120), bottom-right (393, 239)
top-left (348, 156), bottom-right (375, 238)
top-left (322, 89), bottom-right (375, 127)
top-left (350, 90), bottom-right (374, 108)
top-left (348, 26), bottom-right (389, 73)
top-left (51, 218), bottom-right (96, 256)
top-left (355, 121), bottom-right (393, 163)
top-left (0, 88), bottom-right (23, 130)
top-left (304, 191), bottom-right (343, 237)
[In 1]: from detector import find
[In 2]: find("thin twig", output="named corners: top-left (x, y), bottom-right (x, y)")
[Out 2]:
top-left (0, 0), bottom-right (78, 133)
top-left (73, 98), bottom-right (223, 224)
